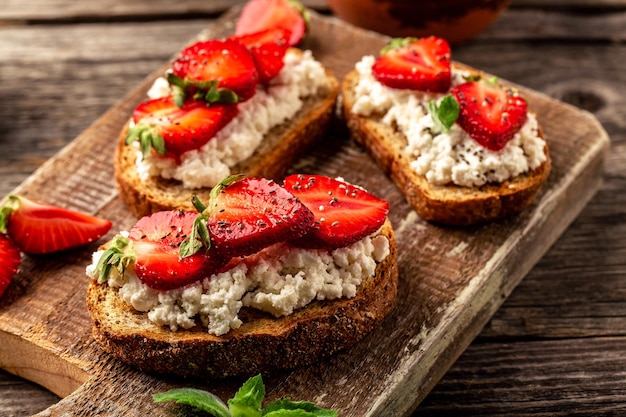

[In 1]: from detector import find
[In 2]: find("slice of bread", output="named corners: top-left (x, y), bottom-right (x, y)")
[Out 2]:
top-left (86, 219), bottom-right (397, 379)
top-left (341, 68), bottom-right (551, 226)
top-left (115, 54), bottom-right (339, 219)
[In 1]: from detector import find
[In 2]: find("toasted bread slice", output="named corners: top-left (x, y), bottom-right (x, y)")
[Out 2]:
top-left (341, 68), bottom-right (551, 226)
top-left (86, 219), bottom-right (397, 379)
top-left (115, 56), bottom-right (339, 218)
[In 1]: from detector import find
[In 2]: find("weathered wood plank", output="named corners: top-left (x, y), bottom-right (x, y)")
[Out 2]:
top-left (419, 336), bottom-right (626, 415)
top-left (0, 0), bottom-right (326, 22)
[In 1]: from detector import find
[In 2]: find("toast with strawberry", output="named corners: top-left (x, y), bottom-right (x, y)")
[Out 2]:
top-left (341, 37), bottom-right (551, 226)
top-left (86, 175), bottom-right (398, 378)
top-left (115, 4), bottom-right (339, 218)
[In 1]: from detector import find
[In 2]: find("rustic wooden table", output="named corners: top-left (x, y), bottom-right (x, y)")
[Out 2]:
top-left (1, 0), bottom-right (625, 415)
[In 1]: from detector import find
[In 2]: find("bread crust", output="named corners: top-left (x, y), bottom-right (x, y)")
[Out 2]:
top-left (115, 62), bottom-right (339, 218)
top-left (86, 220), bottom-right (398, 379)
top-left (341, 68), bottom-right (551, 226)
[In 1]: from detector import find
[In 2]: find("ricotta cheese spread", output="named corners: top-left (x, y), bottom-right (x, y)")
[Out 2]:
top-left (86, 232), bottom-right (390, 336)
top-left (136, 50), bottom-right (331, 189)
top-left (350, 56), bottom-right (547, 188)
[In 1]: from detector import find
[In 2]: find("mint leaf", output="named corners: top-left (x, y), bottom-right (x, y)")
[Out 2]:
top-left (154, 375), bottom-right (336, 417)
top-left (263, 399), bottom-right (337, 417)
top-left (228, 374), bottom-right (265, 417)
top-left (429, 95), bottom-right (459, 133)
top-left (153, 388), bottom-right (230, 417)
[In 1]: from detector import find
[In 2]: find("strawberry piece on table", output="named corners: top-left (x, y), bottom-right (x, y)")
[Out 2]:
top-left (171, 39), bottom-right (259, 102)
top-left (0, 234), bottom-right (20, 298)
top-left (451, 78), bottom-right (528, 151)
top-left (0, 195), bottom-right (112, 255)
top-left (127, 96), bottom-right (238, 159)
top-left (233, 27), bottom-right (291, 84)
top-left (127, 211), bottom-right (227, 290)
top-left (372, 36), bottom-right (452, 93)
top-left (202, 176), bottom-right (314, 258)
top-left (283, 174), bottom-right (389, 250)
top-left (235, 0), bottom-right (308, 47)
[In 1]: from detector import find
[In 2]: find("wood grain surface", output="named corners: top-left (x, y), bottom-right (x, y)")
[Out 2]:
top-left (1, 1), bottom-right (625, 416)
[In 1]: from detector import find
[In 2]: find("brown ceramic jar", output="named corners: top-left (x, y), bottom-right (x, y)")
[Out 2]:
top-left (325, 0), bottom-right (511, 44)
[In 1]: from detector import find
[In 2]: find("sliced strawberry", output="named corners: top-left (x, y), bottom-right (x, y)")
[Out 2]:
top-left (232, 28), bottom-right (291, 84)
top-left (127, 96), bottom-right (238, 159)
top-left (283, 175), bottom-right (389, 250)
top-left (235, 0), bottom-right (308, 47)
top-left (372, 36), bottom-right (451, 93)
top-left (0, 234), bottom-right (20, 297)
top-left (203, 176), bottom-right (314, 258)
top-left (0, 195), bottom-right (112, 255)
top-left (171, 39), bottom-right (259, 102)
top-left (128, 211), bottom-right (227, 290)
top-left (451, 78), bottom-right (528, 151)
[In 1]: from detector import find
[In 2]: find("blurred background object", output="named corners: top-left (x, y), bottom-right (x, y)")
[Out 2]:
top-left (325, 0), bottom-right (511, 43)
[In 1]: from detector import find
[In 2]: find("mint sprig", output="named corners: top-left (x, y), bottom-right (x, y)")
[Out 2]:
top-left (429, 95), bottom-right (460, 133)
top-left (153, 374), bottom-right (338, 417)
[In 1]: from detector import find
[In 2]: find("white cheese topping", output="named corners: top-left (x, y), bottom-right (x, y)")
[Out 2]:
top-left (136, 50), bottom-right (331, 189)
top-left (86, 233), bottom-right (390, 336)
top-left (350, 55), bottom-right (547, 188)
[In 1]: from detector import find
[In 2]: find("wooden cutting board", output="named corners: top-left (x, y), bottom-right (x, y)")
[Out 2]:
top-left (0, 8), bottom-right (609, 417)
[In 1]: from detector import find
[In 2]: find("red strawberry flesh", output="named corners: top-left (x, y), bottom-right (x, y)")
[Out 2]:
top-left (171, 39), bottom-right (259, 101)
top-left (207, 177), bottom-right (314, 258)
top-left (129, 210), bottom-right (227, 290)
top-left (452, 80), bottom-right (528, 151)
top-left (1, 195), bottom-right (112, 255)
top-left (372, 36), bottom-right (451, 93)
top-left (132, 96), bottom-right (238, 158)
top-left (283, 174), bottom-right (389, 250)
top-left (235, 0), bottom-right (307, 46)
top-left (232, 28), bottom-right (291, 84)
top-left (0, 234), bottom-right (20, 298)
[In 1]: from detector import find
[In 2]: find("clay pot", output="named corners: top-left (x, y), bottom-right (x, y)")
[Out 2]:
top-left (325, 0), bottom-right (511, 44)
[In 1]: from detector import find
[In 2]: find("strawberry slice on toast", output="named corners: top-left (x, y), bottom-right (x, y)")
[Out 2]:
top-left (372, 36), bottom-right (452, 93)
top-left (0, 234), bottom-right (20, 297)
top-left (284, 174), bottom-right (389, 250)
top-left (171, 38), bottom-right (259, 102)
top-left (235, 0), bottom-right (309, 47)
top-left (451, 77), bottom-right (528, 151)
top-left (233, 27), bottom-right (291, 84)
top-left (127, 96), bottom-right (238, 159)
top-left (94, 211), bottom-right (228, 291)
top-left (0, 195), bottom-right (112, 255)
top-left (194, 176), bottom-right (315, 258)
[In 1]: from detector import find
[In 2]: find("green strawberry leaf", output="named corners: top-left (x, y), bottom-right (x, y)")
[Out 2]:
top-left (94, 234), bottom-right (134, 283)
top-left (380, 37), bottom-right (418, 55)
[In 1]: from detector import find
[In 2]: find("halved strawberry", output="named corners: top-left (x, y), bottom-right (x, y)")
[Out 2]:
top-left (0, 195), bottom-right (112, 255)
top-left (127, 96), bottom-right (238, 159)
top-left (235, 0), bottom-right (308, 47)
top-left (123, 211), bottom-right (229, 290)
top-left (0, 234), bottom-right (20, 297)
top-left (372, 36), bottom-right (451, 93)
top-left (283, 174), bottom-right (389, 250)
top-left (451, 78), bottom-right (528, 151)
top-left (195, 176), bottom-right (314, 258)
top-left (232, 28), bottom-right (291, 84)
top-left (171, 39), bottom-right (259, 102)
